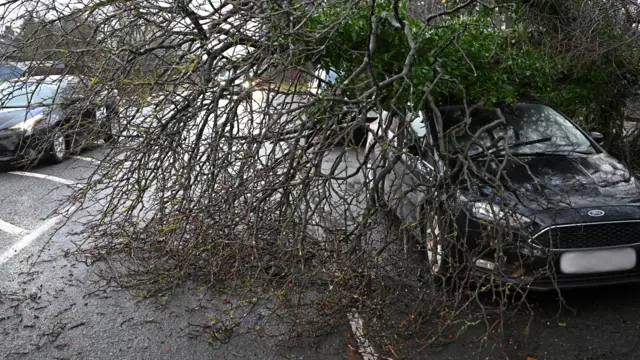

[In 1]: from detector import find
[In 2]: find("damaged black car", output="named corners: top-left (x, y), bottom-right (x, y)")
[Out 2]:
top-left (366, 98), bottom-right (640, 290)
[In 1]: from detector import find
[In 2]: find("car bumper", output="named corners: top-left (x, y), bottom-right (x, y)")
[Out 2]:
top-left (472, 244), bottom-right (640, 291)
top-left (0, 128), bottom-right (50, 163)
top-left (454, 214), bottom-right (640, 291)
top-left (0, 129), bottom-right (26, 162)
top-left (474, 266), bottom-right (640, 292)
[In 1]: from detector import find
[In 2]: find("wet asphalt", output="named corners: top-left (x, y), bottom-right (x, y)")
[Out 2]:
top-left (1, 143), bottom-right (640, 359)
top-left (0, 147), bottom-right (352, 360)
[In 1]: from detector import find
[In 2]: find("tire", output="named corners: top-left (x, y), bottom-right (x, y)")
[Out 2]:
top-left (49, 129), bottom-right (68, 164)
top-left (102, 103), bottom-right (119, 145)
top-left (102, 120), bottom-right (117, 145)
top-left (103, 116), bottom-right (120, 145)
top-left (351, 125), bottom-right (368, 148)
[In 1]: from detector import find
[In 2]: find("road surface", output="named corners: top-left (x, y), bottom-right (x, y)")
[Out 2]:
top-left (2, 94), bottom-right (640, 359)
top-left (0, 147), bottom-right (355, 360)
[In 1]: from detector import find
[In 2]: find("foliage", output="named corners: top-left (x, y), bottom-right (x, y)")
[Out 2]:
top-left (303, 1), bottom-right (640, 138)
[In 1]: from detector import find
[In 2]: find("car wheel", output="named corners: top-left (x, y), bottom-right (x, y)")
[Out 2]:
top-left (50, 129), bottom-right (68, 164)
top-left (102, 115), bottom-right (122, 145)
top-left (102, 120), bottom-right (117, 145)
top-left (351, 125), bottom-right (368, 148)
top-left (425, 217), bottom-right (446, 273)
top-left (101, 104), bottom-right (120, 145)
top-left (420, 214), bottom-right (455, 284)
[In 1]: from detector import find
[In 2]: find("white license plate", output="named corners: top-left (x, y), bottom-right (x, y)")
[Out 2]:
top-left (560, 248), bottom-right (637, 274)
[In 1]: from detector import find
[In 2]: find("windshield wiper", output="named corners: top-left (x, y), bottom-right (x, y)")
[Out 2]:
top-left (509, 149), bottom-right (596, 156)
top-left (470, 137), bottom-right (552, 160)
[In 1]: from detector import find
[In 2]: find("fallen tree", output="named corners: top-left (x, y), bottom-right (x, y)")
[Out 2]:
top-left (4, 0), bottom-right (640, 358)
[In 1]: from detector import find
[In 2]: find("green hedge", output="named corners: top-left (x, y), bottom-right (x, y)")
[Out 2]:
top-left (294, 1), bottom-right (639, 140)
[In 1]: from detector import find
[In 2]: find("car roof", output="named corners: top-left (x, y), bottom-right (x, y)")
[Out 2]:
top-left (438, 100), bottom-right (546, 113)
top-left (436, 94), bottom-right (544, 109)
top-left (7, 75), bottom-right (80, 86)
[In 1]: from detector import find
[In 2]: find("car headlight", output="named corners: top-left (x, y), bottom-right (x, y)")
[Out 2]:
top-left (471, 201), bottom-right (532, 228)
top-left (9, 114), bottom-right (45, 134)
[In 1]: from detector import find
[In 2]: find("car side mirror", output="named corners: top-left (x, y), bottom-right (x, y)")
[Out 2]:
top-left (589, 131), bottom-right (604, 145)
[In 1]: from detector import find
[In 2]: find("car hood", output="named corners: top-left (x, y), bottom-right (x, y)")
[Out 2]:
top-left (482, 153), bottom-right (640, 213)
top-left (0, 107), bottom-right (48, 130)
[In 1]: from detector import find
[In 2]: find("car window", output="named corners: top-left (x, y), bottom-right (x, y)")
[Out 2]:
top-left (0, 64), bottom-right (24, 81)
top-left (325, 69), bottom-right (338, 84)
top-left (58, 81), bottom-right (87, 101)
top-left (409, 111), bottom-right (428, 138)
top-left (400, 111), bottom-right (441, 174)
top-left (311, 68), bottom-right (339, 90)
top-left (0, 81), bottom-right (61, 107)
top-left (440, 103), bottom-right (595, 155)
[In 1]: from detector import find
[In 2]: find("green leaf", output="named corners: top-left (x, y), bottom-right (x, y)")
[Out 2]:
top-left (89, 76), bottom-right (99, 89)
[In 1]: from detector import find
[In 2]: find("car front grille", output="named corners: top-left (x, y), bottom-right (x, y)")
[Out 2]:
top-left (532, 221), bottom-right (640, 250)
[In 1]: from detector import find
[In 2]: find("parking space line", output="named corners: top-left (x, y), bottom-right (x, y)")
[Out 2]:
top-left (347, 311), bottom-right (376, 360)
top-left (8, 171), bottom-right (77, 186)
top-left (0, 205), bottom-right (77, 266)
top-left (71, 155), bottom-right (101, 164)
top-left (0, 220), bottom-right (26, 235)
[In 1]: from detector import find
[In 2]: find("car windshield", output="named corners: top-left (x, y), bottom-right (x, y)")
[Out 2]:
top-left (0, 81), bottom-right (60, 107)
top-left (440, 103), bottom-right (595, 156)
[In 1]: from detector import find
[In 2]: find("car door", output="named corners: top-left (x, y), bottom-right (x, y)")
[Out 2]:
top-left (393, 111), bottom-right (440, 224)
top-left (58, 80), bottom-right (94, 149)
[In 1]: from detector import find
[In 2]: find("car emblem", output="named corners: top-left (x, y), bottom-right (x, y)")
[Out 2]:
top-left (588, 209), bottom-right (605, 217)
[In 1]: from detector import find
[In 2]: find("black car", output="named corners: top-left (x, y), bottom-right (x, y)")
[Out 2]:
top-left (0, 75), bottom-right (117, 165)
top-left (366, 99), bottom-right (640, 290)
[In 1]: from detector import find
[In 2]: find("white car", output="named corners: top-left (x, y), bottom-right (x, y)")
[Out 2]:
top-left (308, 67), bottom-right (378, 146)
top-left (309, 68), bottom-right (339, 94)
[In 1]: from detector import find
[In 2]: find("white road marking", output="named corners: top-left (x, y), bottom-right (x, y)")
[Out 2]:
top-left (0, 205), bottom-right (78, 266)
top-left (0, 220), bottom-right (26, 235)
top-left (71, 155), bottom-right (101, 164)
top-left (8, 171), bottom-right (77, 186)
top-left (348, 311), bottom-right (377, 360)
